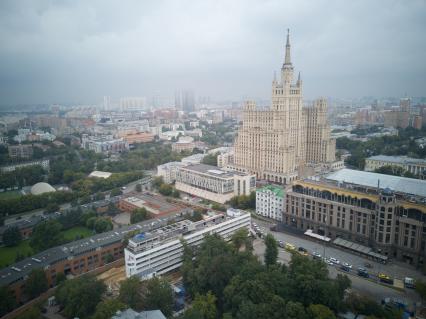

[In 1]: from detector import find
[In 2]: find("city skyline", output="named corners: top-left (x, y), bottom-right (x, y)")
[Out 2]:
top-left (0, 0), bottom-right (425, 105)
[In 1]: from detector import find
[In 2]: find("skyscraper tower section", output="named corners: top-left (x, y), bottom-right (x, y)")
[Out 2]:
top-left (232, 30), bottom-right (336, 184)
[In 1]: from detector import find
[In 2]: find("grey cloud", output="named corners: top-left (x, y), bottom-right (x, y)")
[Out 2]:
top-left (0, 0), bottom-right (425, 105)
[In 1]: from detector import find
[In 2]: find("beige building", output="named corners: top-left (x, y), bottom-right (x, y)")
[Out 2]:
top-left (365, 155), bottom-right (426, 179)
top-left (284, 169), bottom-right (426, 266)
top-left (175, 163), bottom-right (256, 204)
top-left (233, 31), bottom-right (335, 184)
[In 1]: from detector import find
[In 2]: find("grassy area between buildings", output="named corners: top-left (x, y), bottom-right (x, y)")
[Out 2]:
top-left (63, 226), bottom-right (93, 242)
top-left (0, 190), bottom-right (22, 200)
top-left (0, 240), bottom-right (33, 268)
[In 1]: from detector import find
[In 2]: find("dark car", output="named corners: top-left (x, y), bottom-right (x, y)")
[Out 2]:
top-left (357, 267), bottom-right (369, 278)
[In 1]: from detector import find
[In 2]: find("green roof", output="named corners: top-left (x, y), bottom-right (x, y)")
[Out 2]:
top-left (256, 185), bottom-right (284, 198)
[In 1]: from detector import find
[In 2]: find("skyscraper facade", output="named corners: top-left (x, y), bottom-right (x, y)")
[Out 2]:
top-left (233, 31), bottom-right (335, 184)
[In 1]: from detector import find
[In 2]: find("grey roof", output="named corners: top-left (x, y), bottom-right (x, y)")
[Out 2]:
top-left (325, 168), bottom-right (426, 197)
top-left (367, 155), bottom-right (426, 165)
top-left (112, 309), bottom-right (166, 319)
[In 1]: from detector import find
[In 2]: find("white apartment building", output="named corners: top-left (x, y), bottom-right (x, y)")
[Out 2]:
top-left (365, 155), bottom-right (426, 179)
top-left (175, 164), bottom-right (256, 204)
top-left (157, 162), bottom-right (188, 184)
top-left (125, 210), bottom-right (251, 279)
top-left (256, 185), bottom-right (285, 221)
top-left (0, 159), bottom-right (50, 173)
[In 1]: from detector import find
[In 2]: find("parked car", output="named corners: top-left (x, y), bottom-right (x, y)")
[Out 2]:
top-left (278, 240), bottom-right (285, 248)
top-left (285, 243), bottom-right (296, 251)
top-left (379, 273), bottom-right (394, 285)
top-left (329, 257), bottom-right (340, 265)
top-left (340, 263), bottom-right (352, 272)
top-left (298, 247), bottom-right (309, 256)
top-left (404, 277), bottom-right (415, 289)
top-left (312, 252), bottom-right (322, 260)
top-left (357, 267), bottom-right (369, 278)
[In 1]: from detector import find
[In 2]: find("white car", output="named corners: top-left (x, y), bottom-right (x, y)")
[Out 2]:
top-left (342, 262), bottom-right (352, 269)
top-left (329, 257), bottom-right (340, 265)
top-left (312, 252), bottom-right (322, 259)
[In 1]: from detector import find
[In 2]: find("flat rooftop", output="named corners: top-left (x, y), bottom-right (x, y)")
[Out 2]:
top-left (181, 163), bottom-right (235, 178)
top-left (325, 168), bottom-right (426, 198)
top-left (122, 193), bottom-right (190, 215)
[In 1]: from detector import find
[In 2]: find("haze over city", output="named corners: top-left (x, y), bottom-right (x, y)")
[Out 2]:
top-left (0, 0), bottom-right (425, 105)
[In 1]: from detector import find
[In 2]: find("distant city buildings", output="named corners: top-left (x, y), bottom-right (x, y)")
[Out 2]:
top-left (0, 159), bottom-right (49, 173)
top-left (8, 144), bottom-right (33, 159)
top-left (81, 134), bottom-right (129, 154)
top-left (256, 185), bottom-right (284, 221)
top-left (172, 136), bottom-right (195, 153)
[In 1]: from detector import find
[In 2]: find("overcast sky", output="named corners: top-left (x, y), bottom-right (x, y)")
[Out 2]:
top-left (0, 0), bottom-right (425, 105)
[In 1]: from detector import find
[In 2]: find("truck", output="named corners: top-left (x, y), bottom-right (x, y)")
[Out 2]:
top-left (404, 277), bottom-right (415, 289)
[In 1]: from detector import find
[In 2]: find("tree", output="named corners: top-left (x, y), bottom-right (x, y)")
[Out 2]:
top-left (231, 228), bottom-right (252, 252)
top-left (159, 183), bottom-right (173, 196)
top-left (119, 276), bottom-right (142, 310)
top-left (110, 188), bottom-right (123, 196)
top-left (56, 275), bottom-right (106, 319)
top-left (92, 299), bottom-right (126, 319)
top-left (45, 203), bottom-right (60, 213)
top-left (142, 277), bottom-right (174, 317)
top-left (264, 234), bottom-right (278, 266)
top-left (131, 208), bottom-right (148, 224)
top-left (94, 218), bottom-right (113, 233)
top-left (188, 292), bottom-right (217, 319)
top-left (3, 226), bottom-right (21, 247)
top-left (152, 176), bottom-right (164, 189)
top-left (30, 220), bottom-right (63, 252)
top-left (308, 304), bottom-right (336, 319)
top-left (15, 307), bottom-right (43, 319)
top-left (0, 286), bottom-right (17, 317)
top-left (56, 272), bottom-right (66, 285)
top-left (24, 268), bottom-right (48, 299)
top-left (135, 183), bottom-right (142, 192)
top-left (202, 153), bottom-right (218, 166)
top-left (415, 279), bottom-right (426, 301)
top-left (286, 301), bottom-right (308, 319)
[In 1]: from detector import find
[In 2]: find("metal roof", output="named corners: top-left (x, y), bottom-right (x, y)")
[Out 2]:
top-left (326, 168), bottom-right (426, 197)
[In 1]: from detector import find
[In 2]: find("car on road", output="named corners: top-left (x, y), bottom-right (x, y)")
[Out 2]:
top-left (340, 263), bottom-right (352, 272)
top-left (324, 258), bottom-right (334, 266)
top-left (329, 257), bottom-right (340, 265)
top-left (357, 267), bottom-right (369, 278)
top-left (278, 240), bottom-right (285, 248)
top-left (379, 273), bottom-right (394, 285)
top-left (121, 186), bottom-right (127, 190)
top-left (285, 243), bottom-right (296, 252)
top-left (404, 277), bottom-right (415, 289)
top-left (312, 252), bottom-right (322, 260)
top-left (297, 247), bottom-right (309, 256)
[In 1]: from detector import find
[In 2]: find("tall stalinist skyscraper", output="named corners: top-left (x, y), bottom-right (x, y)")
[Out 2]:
top-left (232, 30), bottom-right (335, 184)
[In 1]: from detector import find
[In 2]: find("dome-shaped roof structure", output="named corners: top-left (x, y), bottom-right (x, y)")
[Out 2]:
top-left (31, 182), bottom-right (56, 195)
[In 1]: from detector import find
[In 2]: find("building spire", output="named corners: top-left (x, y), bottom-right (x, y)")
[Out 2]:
top-left (284, 28), bottom-right (291, 66)
top-left (297, 71), bottom-right (301, 85)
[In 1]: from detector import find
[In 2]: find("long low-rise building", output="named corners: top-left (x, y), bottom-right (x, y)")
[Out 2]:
top-left (0, 159), bottom-right (50, 173)
top-left (0, 213), bottom-right (186, 304)
top-left (283, 168), bottom-right (426, 266)
top-left (125, 209), bottom-right (250, 279)
top-left (175, 164), bottom-right (256, 204)
top-left (365, 155), bottom-right (426, 179)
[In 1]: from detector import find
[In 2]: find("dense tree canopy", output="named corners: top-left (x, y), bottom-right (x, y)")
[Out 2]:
top-left (141, 277), bottom-right (174, 317)
top-left (264, 234), bottom-right (278, 266)
top-left (56, 275), bottom-right (106, 319)
top-left (2, 226), bottom-right (22, 247)
top-left (0, 286), bottom-right (17, 317)
top-left (24, 268), bottom-right (48, 299)
top-left (228, 192), bottom-right (256, 210)
top-left (119, 276), bottom-right (143, 310)
top-left (182, 234), bottom-right (351, 318)
top-left (30, 220), bottom-right (64, 252)
top-left (131, 207), bottom-right (149, 224)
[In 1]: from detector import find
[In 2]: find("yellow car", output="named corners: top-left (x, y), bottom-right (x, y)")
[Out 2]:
top-left (285, 243), bottom-right (296, 252)
top-left (379, 273), bottom-right (393, 284)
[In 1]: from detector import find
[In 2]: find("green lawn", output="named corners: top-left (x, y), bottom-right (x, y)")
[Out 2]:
top-left (0, 190), bottom-right (22, 200)
top-left (63, 226), bottom-right (93, 242)
top-left (0, 240), bottom-right (33, 268)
